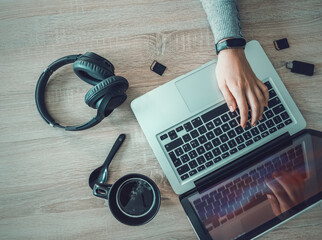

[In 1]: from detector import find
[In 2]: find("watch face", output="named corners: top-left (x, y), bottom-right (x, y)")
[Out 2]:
top-left (226, 38), bottom-right (246, 47)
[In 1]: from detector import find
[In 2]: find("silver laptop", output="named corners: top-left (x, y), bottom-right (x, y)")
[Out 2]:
top-left (131, 40), bottom-right (306, 195)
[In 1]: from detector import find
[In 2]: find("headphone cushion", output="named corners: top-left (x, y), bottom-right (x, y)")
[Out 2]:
top-left (73, 52), bottom-right (115, 85)
top-left (85, 76), bottom-right (129, 108)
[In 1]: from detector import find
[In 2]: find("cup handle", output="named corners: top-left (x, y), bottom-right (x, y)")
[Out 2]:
top-left (93, 183), bottom-right (112, 199)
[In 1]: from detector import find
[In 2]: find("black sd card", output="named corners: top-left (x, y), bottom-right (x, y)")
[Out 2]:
top-left (150, 60), bottom-right (166, 76)
top-left (274, 38), bottom-right (289, 50)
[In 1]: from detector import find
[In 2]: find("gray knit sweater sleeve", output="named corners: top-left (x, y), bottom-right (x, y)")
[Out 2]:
top-left (200, 0), bottom-right (243, 46)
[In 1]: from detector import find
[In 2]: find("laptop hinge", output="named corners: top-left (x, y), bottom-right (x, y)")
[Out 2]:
top-left (194, 132), bottom-right (291, 191)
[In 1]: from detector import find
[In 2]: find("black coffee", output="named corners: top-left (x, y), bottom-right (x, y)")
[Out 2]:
top-left (116, 178), bottom-right (155, 217)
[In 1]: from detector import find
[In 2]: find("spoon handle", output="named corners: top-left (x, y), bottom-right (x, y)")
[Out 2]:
top-left (97, 134), bottom-right (126, 184)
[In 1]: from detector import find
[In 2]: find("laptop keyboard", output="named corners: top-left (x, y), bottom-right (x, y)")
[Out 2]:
top-left (158, 80), bottom-right (293, 181)
top-left (192, 144), bottom-right (304, 230)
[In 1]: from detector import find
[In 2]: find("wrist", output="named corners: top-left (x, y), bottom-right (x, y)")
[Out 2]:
top-left (215, 37), bottom-right (246, 55)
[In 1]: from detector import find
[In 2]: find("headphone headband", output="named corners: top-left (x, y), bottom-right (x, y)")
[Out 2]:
top-left (35, 54), bottom-right (115, 131)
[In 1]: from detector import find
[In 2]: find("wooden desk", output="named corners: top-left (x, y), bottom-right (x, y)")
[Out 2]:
top-left (0, 0), bottom-right (321, 239)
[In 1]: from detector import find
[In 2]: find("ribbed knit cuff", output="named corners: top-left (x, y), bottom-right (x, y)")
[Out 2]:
top-left (200, 0), bottom-right (243, 46)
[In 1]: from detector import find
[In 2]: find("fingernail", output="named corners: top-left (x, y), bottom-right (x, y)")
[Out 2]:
top-left (229, 106), bottom-right (234, 112)
top-left (267, 194), bottom-right (272, 199)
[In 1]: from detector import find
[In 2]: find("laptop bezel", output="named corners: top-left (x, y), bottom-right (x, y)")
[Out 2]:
top-left (179, 129), bottom-right (322, 240)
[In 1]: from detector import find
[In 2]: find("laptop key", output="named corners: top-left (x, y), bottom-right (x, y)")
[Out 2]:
top-left (204, 142), bottom-right (213, 151)
top-left (220, 143), bottom-right (229, 153)
top-left (205, 151), bottom-right (214, 160)
top-left (197, 165), bottom-right (206, 172)
top-left (212, 148), bottom-right (221, 156)
top-left (221, 113), bottom-right (230, 122)
top-left (221, 123), bottom-right (230, 132)
top-left (285, 119), bottom-right (293, 125)
top-left (245, 140), bottom-right (254, 146)
top-left (177, 164), bottom-right (189, 175)
top-left (189, 169), bottom-right (198, 176)
top-left (254, 135), bottom-right (261, 142)
top-left (173, 158), bottom-right (182, 167)
top-left (245, 122), bottom-right (252, 131)
top-left (190, 130), bottom-right (199, 138)
top-left (265, 120), bottom-right (274, 128)
top-left (228, 139), bottom-right (237, 148)
top-left (160, 133), bottom-right (169, 141)
top-left (181, 154), bottom-right (190, 163)
top-left (198, 126), bottom-right (207, 135)
top-left (281, 111), bottom-right (290, 120)
top-left (273, 115), bottom-right (282, 124)
top-left (176, 126), bottom-right (183, 132)
top-left (212, 138), bottom-right (221, 147)
top-left (213, 117), bottom-right (222, 126)
top-left (222, 152), bottom-right (230, 159)
top-left (206, 121), bottom-right (215, 130)
top-left (175, 147), bottom-right (184, 156)
top-left (197, 146), bottom-right (206, 155)
top-left (261, 131), bottom-right (269, 138)
top-left (189, 160), bottom-right (198, 169)
top-left (277, 123), bottom-right (285, 129)
top-left (269, 89), bottom-right (277, 98)
top-left (201, 104), bottom-right (229, 123)
top-left (206, 131), bottom-right (215, 140)
top-left (235, 136), bottom-right (244, 144)
top-left (250, 128), bottom-right (260, 136)
top-left (191, 117), bottom-right (203, 128)
top-left (220, 134), bottom-right (229, 143)
top-left (264, 81), bottom-right (272, 90)
top-left (265, 110), bottom-right (274, 119)
top-left (188, 150), bottom-right (198, 159)
top-left (230, 148), bottom-right (237, 154)
top-left (229, 111), bottom-right (237, 118)
top-left (229, 119), bottom-right (238, 128)
top-left (197, 156), bottom-right (206, 164)
top-left (268, 97), bottom-right (281, 108)
top-left (273, 104), bottom-right (285, 115)
top-left (182, 143), bottom-right (192, 152)
top-left (168, 130), bottom-right (177, 140)
top-left (165, 138), bottom-right (183, 152)
top-left (214, 127), bottom-right (223, 136)
top-left (227, 130), bottom-right (236, 138)
top-left (237, 144), bottom-right (246, 150)
top-left (182, 133), bottom-right (191, 143)
top-left (258, 123), bottom-right (267, 132)
top-left (235, 126), bottom-right (244, 134)
top-left (243, 131), bottom-right (252, 140)
top-left (198, 135), bottom-right (207, 144)
top-left (205, 161), bottom-right (214, 167)
top-left (190, 139), bottom-right (199, 148)
top-left (269, 127), bottom-right (277, 133)
top-left (181, 173), bottom-right (189, 180)
top-left (214, 157), bottom-right (221, 163)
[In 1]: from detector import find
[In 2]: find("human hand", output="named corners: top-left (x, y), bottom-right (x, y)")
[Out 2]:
top-left (216, 48), bottom-right (269, 127)
top-left (265, 171), bottom-right (305, 216)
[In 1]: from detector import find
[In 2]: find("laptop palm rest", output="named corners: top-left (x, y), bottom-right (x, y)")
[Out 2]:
top-left (175, 61), bottom-right (223, 113)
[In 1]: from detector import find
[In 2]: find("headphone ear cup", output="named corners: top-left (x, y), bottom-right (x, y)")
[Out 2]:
top-left (85, 76), bottom-right (129, 109)
top-left (73, 52), bottom-right (115, 85)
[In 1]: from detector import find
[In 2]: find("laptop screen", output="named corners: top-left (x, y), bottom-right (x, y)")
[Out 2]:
top-left (183, 131), bottom-right (322, 240)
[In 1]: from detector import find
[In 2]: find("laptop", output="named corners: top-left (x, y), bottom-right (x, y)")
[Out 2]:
top-left (130, 40), bottom-right (321, 239)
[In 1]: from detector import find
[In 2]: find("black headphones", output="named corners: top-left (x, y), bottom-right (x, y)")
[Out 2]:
top-left (35, 52), bottom-right (129, 131)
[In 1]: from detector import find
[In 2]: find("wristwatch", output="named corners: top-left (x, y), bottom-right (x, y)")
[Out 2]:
top-left (215, 38), bottom-right (247, 55)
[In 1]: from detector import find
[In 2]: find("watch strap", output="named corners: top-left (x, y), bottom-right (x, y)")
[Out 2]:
top-left (215, 38), bottom-right (246, 55)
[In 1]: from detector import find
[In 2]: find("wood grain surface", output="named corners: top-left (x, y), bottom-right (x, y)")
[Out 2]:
top-left (0, 0), bottom-right (321, 239)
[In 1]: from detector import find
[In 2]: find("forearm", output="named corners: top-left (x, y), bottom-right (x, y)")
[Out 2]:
top-left (200, 0), bottom-right (243, 46)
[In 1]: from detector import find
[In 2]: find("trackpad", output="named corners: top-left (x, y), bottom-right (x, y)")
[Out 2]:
top-left (175, 61), bottom-right (223, 113)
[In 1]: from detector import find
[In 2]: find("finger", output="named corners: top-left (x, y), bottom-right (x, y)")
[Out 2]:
top-left (254, 86), bottom-right (265, 121)
top-left (267, 194), bottom-right (281, 216)
top-left (218, 83), bottom-right (237, 112)
top-left (266, 178), bottom-right (289, 206)
top-left (273, 172), bottom-right (301, 203)
top-left (231, 89), bottom-right (248, 127)
top-left (246, 90), bottom-right (260, 126)
top-left (257, 80), bottom-right (269, 106)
